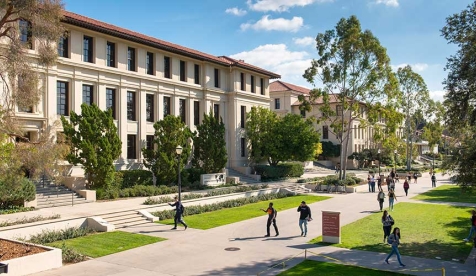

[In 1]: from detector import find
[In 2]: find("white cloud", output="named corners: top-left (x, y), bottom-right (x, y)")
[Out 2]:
top-left (391, 63), bottom-right (429, 72)
top-left (240, 15), bottom-right (304, 32)
top-left (225, 7), bottom-right (247, 16)
top-left (374, 0), bottom-right (399, 7)
top-left (429, 90), bottom-right (446, 102)
top-left (293, 36), bottom-right (315, 46)
top-left (246, 0), bottom-right (333, 12)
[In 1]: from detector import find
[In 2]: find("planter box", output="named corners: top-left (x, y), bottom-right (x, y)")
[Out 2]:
top-left (0, 238), bottom-right (62, 276)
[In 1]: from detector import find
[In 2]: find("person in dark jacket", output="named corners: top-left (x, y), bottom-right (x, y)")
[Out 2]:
top-left (297, 201), bottom-right (312, 237)
top-left (261, 202), bottom-right (279, 237)
top-left (463, 210), bottom-right (476, 242)
top-left (168, 196), bottom-right (188, 230)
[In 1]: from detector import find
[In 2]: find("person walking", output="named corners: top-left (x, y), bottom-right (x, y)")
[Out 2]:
top-left (431, 173), bottom-right (436, 188)
top-left (388, 189), bottom-right (397, 211)
top-left (381, 210), bottom-right (394, 243)
top-left (385, 227), bottom-right (406, 267)
top-left (394, 172), bottom-right (399, 183)
top-left (377, 189), bottom-right (386, 211)
top-left (413, 171), bottom-right (418, 184)
top-left (297, 201), bottom-right (312, 237)
top-left (261, 202), bottom-right (279, 237)
top-left (403, 179), bottom-right (409, 196)
top-left (377, 175), bottom-right (382, 191)
top-left (386, 175), bottom-right (392, 192)
top-left (368, 174), bottom-right (372, 192)
top-left (370, 175), bottom-right (376, 193)
top-left (463, 210), bottom-right (476, 242)
top-left (168, 196), bottom-right (188, 230)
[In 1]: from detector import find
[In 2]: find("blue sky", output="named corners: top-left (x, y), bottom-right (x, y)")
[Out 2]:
top-left (63, 0), bottom-right (473, 102)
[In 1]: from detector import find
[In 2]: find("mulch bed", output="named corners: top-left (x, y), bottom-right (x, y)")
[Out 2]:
top-left (0, 239), bottom-right (48, 261)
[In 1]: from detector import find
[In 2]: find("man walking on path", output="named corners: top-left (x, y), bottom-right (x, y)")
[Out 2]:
top-left (261, 202), bottom-right (279, 237)
top-left (431, 173), bottom-right (437, 187)
top-left (168, 196), bottom-right (188, 230)
top-left (297, 201), bottom-right (312, 237)
top-left (463, 210), bottom-right (476, 242)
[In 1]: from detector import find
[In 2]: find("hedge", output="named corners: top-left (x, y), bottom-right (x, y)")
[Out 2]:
top-left (254, 163), bottom-right (304, 180)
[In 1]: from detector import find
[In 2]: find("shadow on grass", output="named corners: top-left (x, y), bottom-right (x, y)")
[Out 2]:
top-left (413, 185), bottom-right (476, 204)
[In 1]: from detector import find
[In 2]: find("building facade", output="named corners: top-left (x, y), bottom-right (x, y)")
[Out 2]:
top-left (7, 11), bottom-right (280, 171)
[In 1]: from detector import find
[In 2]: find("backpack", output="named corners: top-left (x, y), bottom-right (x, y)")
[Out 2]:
top-left (180, 203), bottom-right (185, 214)
top-left (387, 234), bottom-right (395, 245)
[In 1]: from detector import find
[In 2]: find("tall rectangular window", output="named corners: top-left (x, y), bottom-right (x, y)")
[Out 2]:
top-left (82, 85), bottom-right (93, 105)
top-left (58, 33), bottom-right (68, 58)
top-left (106, 88), bottom-right (116, 119)
top-left (260, 78), bottom-right (265, 95)
top-left (250, 76), bottom-right (255, 93)
top-left (146, 52), bottom-right (154, 75)
top-left (213, 104), bottom-right (219, 120)
top-left (194, 101), bottom-right (200, 125)
top-left (146, 94), bottom-right (154, 122)
top-left (194, 64), bottom-right (200, 84)
top-left (57, 81), bottom-right (69, 115)
top-left (127, 91), bottom-right (136, 121)
top-left (163, 96), bottom-right (171, 117)
top-left (127, 135), bottom-right (137, 159)
top-left (179, 99), bottom-right (186, 123)
top-left (106, 42), bottom-right (115, 67)
top-left (240, 73), bottom-right (245, 91)
top-left (214, 68), bottom-right (220, 88)
top-left (240, 138), bottom-right (246, 157)
top-left (179, 60), bottom-right (186, 82)
top-left (127, 47), bottom-right (136, 71)
top-left (19, 19), bottom-right (32, 49)
top-left (336, 105), bottom-right (343, 116)
top-left (323, 126), bottom-right (329, 140)
top-left (300, 109), bottom-right (306, 118)
top-left (83, 36), bottom-right (93, 63)
top-left (274, 98), bottom-right (280, 109)
top-left (146, 135), bottom-right (154, 151)
top-left (164, 56), bottom-right (171, 79)
top-left (240, 106), bottom-right (246, 128)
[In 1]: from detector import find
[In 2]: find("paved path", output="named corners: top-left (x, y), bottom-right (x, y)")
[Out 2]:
top-left (7, 173), bottom-right (476, 275)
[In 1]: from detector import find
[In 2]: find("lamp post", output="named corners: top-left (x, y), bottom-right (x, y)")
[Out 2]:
top-left (394, 149), bottom-right (397, 173)
top-left (176, 145), bottom-right (183, 201)
top-left (377, 149), bottom-right (381, 178)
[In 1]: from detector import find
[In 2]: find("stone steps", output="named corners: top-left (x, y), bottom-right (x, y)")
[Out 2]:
top-left (100, 210), bottom-right (151, 229)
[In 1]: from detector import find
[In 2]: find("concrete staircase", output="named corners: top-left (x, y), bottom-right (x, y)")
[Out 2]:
top-left (280, 183), bottom-right (312, 195)
top-left (35, 180), bottom-right (93, 209)
top-left (227, 168), bottom-right (261, 184)
top-left (99, 210), bottom-right (151, 229)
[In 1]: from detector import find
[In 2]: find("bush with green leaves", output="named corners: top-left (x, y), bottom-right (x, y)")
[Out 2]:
top-left (0, 206), bottom-right (35, 215)
top-left (29, 227), bottom-right (95, 244)
top-left (59, 242), bottom-right (88, 263)
top-left (0, 214), bottom-right (60, 227)
top-left (254, 163), bottom-right (304, 180)
top-left (118, 170), bottom-right (153, 188)
top-left (0, 177), bottom-right (36, 208)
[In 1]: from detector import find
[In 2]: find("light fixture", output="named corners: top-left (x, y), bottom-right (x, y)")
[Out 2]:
top-left (176, 145), bottom-right (183, 155)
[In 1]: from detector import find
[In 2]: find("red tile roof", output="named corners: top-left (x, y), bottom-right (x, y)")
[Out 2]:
top-left (61, 11), bottom-right (280, 79)
top-left (269, 80), bottom-right (310, 94)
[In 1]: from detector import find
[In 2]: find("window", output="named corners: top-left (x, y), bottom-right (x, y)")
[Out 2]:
top-left (164, 56), bottom-right (171, 79)
top-left (179, 99), bottom-right (186, 123)
top-left (214, 68), bottom-right (220, 88)
top-left (127, 91), bottom-right (136, 121)
top-left (106, 88), bottom-right (116, 119)
top-left (82, 85), bottom-right (93, 105)
top-left (19, 20), bottom-right (32, 49)
top-left (250, 76), bottom-right (255, 93)
top-left (146, 135), bottom-right (154, 151)
top-left (146, 52), bottom-right (154, 75)
top-left (194, 64), bottom-right (200, 84)
top-left (240, 138), bottom-right (246, 157)
top-left (163, 96), bottom-right (171, 117)
top-left (323, 126), bottom-right (329, 139)
top-left (240, 73), bottom-right (245, 91)
top-left (300, 109), bottom-right (306, 118)
top-left (274, 98), bottom-right (280, 109)
top-left (127, 135), bottom-right (137, 159)
top-left (240, 106), bottom-right (246, 128)
top-left (194, 101), bottom-right (200, 125)
top-left (57, 81), bottom-right (69, 115)
top-left (146, 94), bottom-right (154, 122)
top-left (83, 36), bottom-right (93, 63)
top-left (106, 42), bottom-right (115, 67)
top-left (127, 47), bottom-right (136, 71)
top-left (213, 104), bottom-right (220, 120)
top-left (18, 105), bottom-right (33, 113)
top-left (336, 105), bottom-right (343, 116)
top-left (58, 33), bottom-right (68, 58)
top-left (260, 78), bottom-right (265, 95)
top-left (180, 60), bottom-right (186, 82)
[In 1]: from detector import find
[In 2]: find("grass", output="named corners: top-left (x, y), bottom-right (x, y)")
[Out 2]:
top-left (48, 231), bottom-right (165, 258)
top-left (412, 185), bottom-right (476, 204)
top-left (159, 195), bottom-right (329, 230)
top-left (309, 202), bottom-right (474, 261)
top-left (278, 260), bottom-right (406, 276)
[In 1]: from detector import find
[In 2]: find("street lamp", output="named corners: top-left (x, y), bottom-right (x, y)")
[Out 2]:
top-left (176, 145), bottom-right (183, 201)
top-left (394, 149), bottom-right (397, 173)
top-left (377, 149), bottom-right (381, 178)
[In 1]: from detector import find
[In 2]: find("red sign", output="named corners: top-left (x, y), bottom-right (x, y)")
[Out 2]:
top-left (322, 212), bottom-right (340, 237)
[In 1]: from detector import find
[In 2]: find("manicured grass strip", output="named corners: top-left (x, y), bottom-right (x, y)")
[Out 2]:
top-left (48, 231), bottom-right (165, 258)
top-left (309, 202), bottom-right (474, 261)
top-left (278, 260), bottom-right (405, 276)
top-left (412, 185), bottom-right (476, 204)
top-left (160, 195), bottom-right (329, 230)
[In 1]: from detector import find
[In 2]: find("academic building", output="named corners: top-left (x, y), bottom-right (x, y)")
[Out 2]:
top-left (10, 11), bottom-right (280, 171)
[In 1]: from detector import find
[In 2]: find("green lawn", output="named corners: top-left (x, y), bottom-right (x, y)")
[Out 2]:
top-left (278, 260), bottom-right (406, 276)
top-left (412, 185), bottom-right (476, 204)
top-left (309, 202), bottom-right (474, 261)
top-left (48, 231), bottom-right (165, 258)
top-left (159, 195), bottom-right (329, 230)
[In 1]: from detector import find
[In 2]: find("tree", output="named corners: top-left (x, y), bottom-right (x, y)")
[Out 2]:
top-left (245, 106), bottom-right (278, 165)
top-left (320, 141), bottom-right (340, 160)
top-left (422, 101), bottom-right (445, 152)
top-left (61, 104), bottom-right (121, 189)
top-left (192, 110), bottom-right (227, 174)
top-left (142, 116), bottom-right (192, 186)
top-left (301, 15), bottom-right (398, 180)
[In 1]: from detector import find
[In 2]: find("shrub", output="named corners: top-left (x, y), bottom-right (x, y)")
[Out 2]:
top-left (182, 167), bottom-right (205, 186)
top-left (119, 170), bottom-right (153, 188)
top-left (29, 227), bottom-right (95, 244)
top-left (60, 243), bottom-right (88, 263)
top-left (0, 214), bottom-right (61, 228)
top-left (254, 163), bottom-right (304, 180)
top-left (0, 206), bottom-right (35, 215)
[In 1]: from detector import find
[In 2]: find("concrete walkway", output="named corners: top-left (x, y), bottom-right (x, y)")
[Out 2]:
top-left (3, 173), bottom-right (475, 276)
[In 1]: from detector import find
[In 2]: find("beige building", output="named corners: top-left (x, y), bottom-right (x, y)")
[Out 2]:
top-left (5, 11), bottom-right (280, 171)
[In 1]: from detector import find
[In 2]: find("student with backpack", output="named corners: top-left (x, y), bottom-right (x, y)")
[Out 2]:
top-left (381, 210), bottom-right (394, 243)
top-left (261, 202), bottom-right (279, 237)
top-left (463, 210), bottom-right (476, 242)
top-left (385, 227), bottom-right (406, 267)
top-left (168, 196), bottom-right (188, 230)
top-left (388, 189), bottom-right (397, 211)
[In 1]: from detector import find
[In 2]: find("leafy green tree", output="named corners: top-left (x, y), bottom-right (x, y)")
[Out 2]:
top-left (320, 141), bottom-right (340, 160)
top-left (192, 110), bottom-right (227, 173)
top-left (301, 15), bottom-right (399, 180)
top-left (245, 106), bottom-right (278, 165)
top-left (142, 116), bottom-right (192, 186)
top-left (61, 104), bottom-right (121, 189)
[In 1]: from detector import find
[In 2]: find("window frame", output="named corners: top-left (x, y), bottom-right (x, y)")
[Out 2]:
top-left (19, 19), bottom-right (32, 49)
top-left (106, 41), bottom-right (116, 67)
top-left (57, 81), bottom-right (69, 116)
top-left (323, 126), bottom-right (329, 140)
top-left (105, 88), bottom-right (116, 119)
top-left (127, 47), bottom-right (136, 71)
top-left (213, 104), bottom-right (220, 120)
top-left (179, 99), bottom-right (186, 123)
top-left (194, 64), bottom-right (200, 84)
top-left (260, 78), bottom-right (265, 95)
top-left (58, 33), bottom-right (69, 58)
top-left (250, 75), bottom-right (255, 93)
top-left (127, 91), bottom-right (136, 121)
top-left (82, 84), bottom-right (94, 105)
top-left (146, 94), bottom-right (154, 122)
top-left (194, 101), bottom-right (200, 125)
top-left (240, 73), bottom-right (245, 91)
top-left (240, 106), bottom-right (246, 128)
top-left (146, 52), bottom-right (154, 75)
top-left (163, 96), bottom-right (171, 117)
top-left (240, 138), bottom-right (246, 157)
top-left (164, 56), bottom-right (171, 79)
top-left (83, 36), bottom-right (93, 63)
top-left (179, 60), bottom-right (186, 82)
top-left (274, 98), bottom-right (280, 109)
top-left (127, 134), bottom-right (137, 159)
top-left (145, 135), bottom-right (154, 151)
top-left (214, 68), bottom-right (220, 88)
